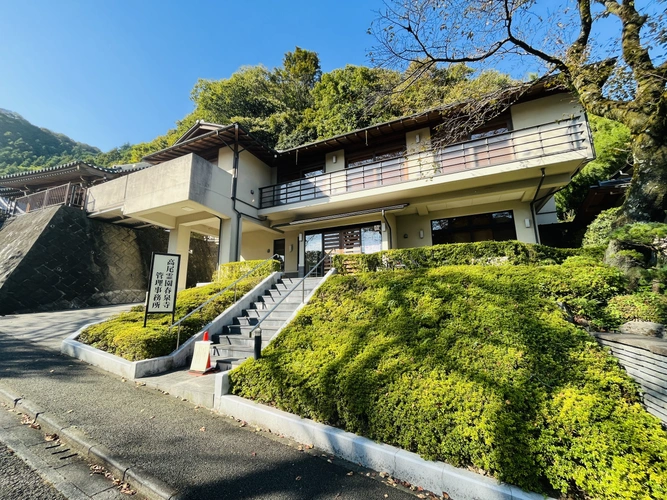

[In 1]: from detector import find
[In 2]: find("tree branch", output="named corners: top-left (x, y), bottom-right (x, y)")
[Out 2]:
top-left (503, 0), bottom-right (569, 74)
top-left (567, 0), bottom-right (593, 63)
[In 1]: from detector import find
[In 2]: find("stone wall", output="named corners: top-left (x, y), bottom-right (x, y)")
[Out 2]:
top-left (186, 235), bottom-right (219, 287)
top-left (0, 206), bottom-right (168, 315)
top-left (595, 333), bottom-right (667, 425)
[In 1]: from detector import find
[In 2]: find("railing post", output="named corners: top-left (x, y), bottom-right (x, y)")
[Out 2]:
top-left (254, 329), bottom-right (262, 360)
top-left (64, 182), bottom-right (71, 206)
top-left (42, 189), bottom-right (50, 209)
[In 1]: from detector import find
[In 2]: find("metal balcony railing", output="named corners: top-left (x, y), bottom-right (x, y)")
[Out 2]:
top-left (11, 183), bottom-right (87, 216)
top-left (260, 116), bottom-right (590, 209)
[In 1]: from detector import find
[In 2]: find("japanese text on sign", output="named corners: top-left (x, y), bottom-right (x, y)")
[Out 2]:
top-left (146, 253), bottom-right (180, 314)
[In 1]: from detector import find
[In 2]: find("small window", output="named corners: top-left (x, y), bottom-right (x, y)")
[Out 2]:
top-left (470, 124), bottom-right (510, 140)
top-left (431, 210), bottom-right (517, 245)
top-left (347, 146), bottom-right (405, 169)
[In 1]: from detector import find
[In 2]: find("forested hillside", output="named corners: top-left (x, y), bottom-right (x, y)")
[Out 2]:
top-left (0, 109), bottom-right (100, 176)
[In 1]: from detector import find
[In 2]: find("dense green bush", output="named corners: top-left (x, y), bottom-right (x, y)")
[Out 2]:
top-left (582, 206), bottom-right (622, 247)
top-left (231, 264), bottom-right (666, 498)
top-left (332, 240), bottom-right (605, 273)
top-left (606, 292), bottom-right (667, 326)
top-left (79, 259), bottom-right (280, 360)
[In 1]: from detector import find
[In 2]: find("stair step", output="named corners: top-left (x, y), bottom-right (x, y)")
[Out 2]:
top-left (250, 301), bottom-right (299, 312)
top-left (211, 346), bottom-right (256, 358)
top-left (214, 357), bottom-right (247, 371)
top-left (226, 325), bottom-right (279, 336)
top-left (265, 291), bottom-right (313, 302)
top-left (234, 317), bottom-right (284, 329)
top-left (244, 309), bottom-right (294, 320)
top-left (216, 336), bottom-right (273, 348)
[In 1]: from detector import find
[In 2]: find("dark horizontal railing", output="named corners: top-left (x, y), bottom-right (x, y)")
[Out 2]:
top-left (11, 183), bottom-right (87, 216)
top-left (260, 117), bottom-right (590, 209)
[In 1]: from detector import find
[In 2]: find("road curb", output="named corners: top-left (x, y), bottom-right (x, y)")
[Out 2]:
top-left (216, 394), bottom-right (553, 500)
top-left (0, 386), bottom-right (180, 500)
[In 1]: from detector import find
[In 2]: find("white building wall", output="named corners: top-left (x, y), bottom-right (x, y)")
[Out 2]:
top-left (396, 201), bottom-right (537, 249)
top-left (510, 93), bottom-right (584, 129)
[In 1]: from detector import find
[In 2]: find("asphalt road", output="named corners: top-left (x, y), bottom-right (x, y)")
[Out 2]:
top-left (0, 311), bottom-right (416, 499)
top-left (0, 440), bottom-right (66, 500)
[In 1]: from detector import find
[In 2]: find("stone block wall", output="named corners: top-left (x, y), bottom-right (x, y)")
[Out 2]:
top-left (595, 333), bottom-right (667, 425)
top-left (0, 206), bottom-right (168, 315)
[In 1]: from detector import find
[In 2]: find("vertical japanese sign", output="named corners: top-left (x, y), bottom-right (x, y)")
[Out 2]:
top-left (143, 253), bottom-right (181, 327)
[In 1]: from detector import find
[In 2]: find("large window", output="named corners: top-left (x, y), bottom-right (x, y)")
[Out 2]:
top-left (431, 210), bottom-right (517, 244)
top-left (304, 222), bottom-right (383, 275)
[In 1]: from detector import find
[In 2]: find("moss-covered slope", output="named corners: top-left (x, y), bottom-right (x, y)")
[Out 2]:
top-left (231, 264), bottom-right (667, 499)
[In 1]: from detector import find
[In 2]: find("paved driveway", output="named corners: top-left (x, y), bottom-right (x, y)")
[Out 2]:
top-left (0, 305), bottom-right (415, 499)
top-left (0, 304), bottom-right (136, 350)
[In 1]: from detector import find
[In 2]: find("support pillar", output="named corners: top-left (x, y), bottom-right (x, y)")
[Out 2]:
top-left (168, 225), bottom-right (191, 290)
top-left (218, 216), bottom-right (241, 265)
top-left (297, 233), bottom-right (305, 277)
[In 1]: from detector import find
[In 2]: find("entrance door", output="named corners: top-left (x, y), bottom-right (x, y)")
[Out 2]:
top-left (305, 223), bottom-right (382, 275)
top-left (273, 239), bottom-right (285, 271)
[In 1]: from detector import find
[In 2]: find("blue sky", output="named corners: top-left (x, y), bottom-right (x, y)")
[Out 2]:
top-left (2, 1), bottom-right (660, 153)
top-left (0, 0), bottom-right (380, 151)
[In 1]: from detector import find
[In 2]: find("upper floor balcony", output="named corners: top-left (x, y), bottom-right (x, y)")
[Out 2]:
top-left (259, 116), bottom-right (593, 211)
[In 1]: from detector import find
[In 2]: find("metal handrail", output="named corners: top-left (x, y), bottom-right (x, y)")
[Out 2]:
top-left (170, 254), bottom-right (280, 350)
top-left (259, 116), bottom-right (588, 208)
top-left (248, 250), bottom-right (333, 339)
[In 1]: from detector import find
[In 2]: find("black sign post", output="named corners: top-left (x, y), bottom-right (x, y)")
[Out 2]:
top-left (143, 252), bottom-right (181, 327)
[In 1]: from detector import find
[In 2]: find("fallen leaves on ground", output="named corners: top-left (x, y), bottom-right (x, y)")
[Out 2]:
top-left (45, 433), bottom-right (58, 442)
top-left (199, 426), bottom-right (206, 432)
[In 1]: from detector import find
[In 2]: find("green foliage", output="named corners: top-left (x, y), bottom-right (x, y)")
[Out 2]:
top-left (0, 109), bottom-right (101, 175)
top-left (555, 116), bottom-right (631, 219)
top-left (606, 292), bottom-right (667, 326)
top-left (1, 51), bottom-right (517, 172)
top-left (611, 222), bottom-right (667, 250)
top-left (79, 259), bottom-right (279, 361)
top-left (582, 206), bottom-right (623, 247)
top-left (230, 265), bottom-right (666, 498)
top-left (307, 65), bottom-right (401, 138)
top-left (332, 240), bottom-right (605, 273)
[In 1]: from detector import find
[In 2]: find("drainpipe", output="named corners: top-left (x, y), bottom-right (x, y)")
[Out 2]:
top-left (231, 124), bottom-right (243, 261)
top-left (530, 168), bottom-right (546, 244)
top-left (381, 209), bottom-right (393, 249)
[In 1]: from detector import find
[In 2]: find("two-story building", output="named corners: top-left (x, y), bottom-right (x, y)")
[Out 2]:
top-left (85, 82), bottom-right (595, 288)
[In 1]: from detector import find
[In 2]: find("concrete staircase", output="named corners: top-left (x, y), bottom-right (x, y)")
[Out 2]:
top-left (212, 276), bottom-right (323, 370)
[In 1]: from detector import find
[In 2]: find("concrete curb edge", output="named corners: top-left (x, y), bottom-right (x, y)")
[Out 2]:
top-left (0, 386), bottom-right (180, 500)
top-left (215, 395), bottom-right (552, 500)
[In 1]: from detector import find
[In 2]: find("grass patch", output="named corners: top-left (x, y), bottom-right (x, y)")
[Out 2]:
top-left (79, 259), bottom-right (280, 361)
top-left (230, 263), bottom-right (667, 499)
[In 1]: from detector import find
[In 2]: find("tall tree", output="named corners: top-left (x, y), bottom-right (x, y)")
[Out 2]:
top-left (307, 65), bottom-right (402, 138)
top-left (371, 0), bottom-right (667, 223)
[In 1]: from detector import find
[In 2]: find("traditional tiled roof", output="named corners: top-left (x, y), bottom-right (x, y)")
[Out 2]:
top-left (0, 160), bottom-right (133, 191)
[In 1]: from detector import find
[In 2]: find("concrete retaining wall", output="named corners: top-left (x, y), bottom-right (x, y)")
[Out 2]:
top-left (0, 206), bottom-right (168, 315)
top-left (595, 333), bottom-right (667, 424)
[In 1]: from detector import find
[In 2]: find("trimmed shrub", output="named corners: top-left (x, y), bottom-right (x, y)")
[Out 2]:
top-left (606, 292), bottom-right (667, 326)
top-left (230, 265), bottom-right (666, 498)
top-left (79, 259), bottom-right (280, 360)
top-left (332, 240), bottom-right (605, 274)
top-left (582, 206), bottom-right (622, 247)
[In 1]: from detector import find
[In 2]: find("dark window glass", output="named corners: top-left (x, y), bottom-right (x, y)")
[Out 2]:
top-left (431, 210), bottom-right (517, 245)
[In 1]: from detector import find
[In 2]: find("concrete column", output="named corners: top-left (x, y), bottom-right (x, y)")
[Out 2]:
top-left (297, 233), bottom-right (305, 277)
top-left (168, 225), bottom-right (191, 290)
top-left (218, 216), bottom-right (241, 265)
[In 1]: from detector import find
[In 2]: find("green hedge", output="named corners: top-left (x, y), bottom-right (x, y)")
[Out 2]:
top-left (606, 292), bottom-right (667, 326)
top-left (79, 259), bottom-right (280, 361)
top-left (332, 241), bottom-right (605, 274)
top-left (230, 264), bottom-right (667, 499)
